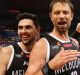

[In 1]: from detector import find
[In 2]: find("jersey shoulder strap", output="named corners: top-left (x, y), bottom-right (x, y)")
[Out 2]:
top-left (44, 34), bottom-right (58, 45)
top-left (70, 37), bottom-right (79, 50)
top-left (12, 43), bottom-right (22, 54)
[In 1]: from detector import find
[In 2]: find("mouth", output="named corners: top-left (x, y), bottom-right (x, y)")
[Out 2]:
top-left (22, 36), bottom-right (29, 39)
top-left (21, 34), bottom-right (30, 38)
top-left (58, 21), bottom-right (66, 25)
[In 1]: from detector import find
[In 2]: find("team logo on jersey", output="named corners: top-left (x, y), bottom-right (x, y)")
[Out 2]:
top-left (63, 43), bottom-right (72, 47)
top-left (52, 45), bottom-right (61, 50)
top-left (15, 54), bottom-right (23, 58)
top-left (23, 61), bottom-right (29, 66)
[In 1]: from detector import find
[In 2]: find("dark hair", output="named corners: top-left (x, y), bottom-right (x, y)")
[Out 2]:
top-left (49, 0), bottom-right (74, 13)
top-left (16, 13), bottom-right (40, 28)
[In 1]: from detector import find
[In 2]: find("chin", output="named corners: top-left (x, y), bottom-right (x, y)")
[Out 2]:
top-left (60, 30), bottom-right (66, 34)
top-left (22, 41), bottom-right (28, 44)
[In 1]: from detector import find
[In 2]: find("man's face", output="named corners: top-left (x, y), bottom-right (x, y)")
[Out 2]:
top-left (50, 2), bottom-right (73, 33)
top-left (18, 19), bottom-right (39, 45)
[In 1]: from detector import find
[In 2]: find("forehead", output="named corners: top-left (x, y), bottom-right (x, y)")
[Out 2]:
top-left (18, 19), bottom-right (34, 26)
top-left (52, 2), bottom-right (71, 12)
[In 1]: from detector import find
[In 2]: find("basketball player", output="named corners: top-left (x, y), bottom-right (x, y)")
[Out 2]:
top-left (0, 13), bottom-right (41, 75)
top-left (25, 0), bottom-right (80, 75)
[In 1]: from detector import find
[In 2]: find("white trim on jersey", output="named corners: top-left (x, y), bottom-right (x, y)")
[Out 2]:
top-left (7, 42), bottom-right (30, 70)
top-left (7, 45), bottom-right (14, 70)
top-left (43, 38), bottom-right (50, 62)
top-left (18, 42), bottom-right (30, 54)
top-left (49, 33), bottom-right (70, 43)
top-left (43, 33), bottom-right (71, 62)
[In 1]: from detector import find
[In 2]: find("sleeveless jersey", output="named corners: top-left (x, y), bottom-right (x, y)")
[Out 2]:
top-left (43, 34), bottom-right (80, 75)
top-left (6, 42), bottom-right (30, 75)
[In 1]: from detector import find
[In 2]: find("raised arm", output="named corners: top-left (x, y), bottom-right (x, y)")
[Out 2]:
top-left (76, 23), bottom-right (80, 33)
top-left (72, 23), bottom-right (80, 39)
top-left (25, 38), bottom-right (47, 75)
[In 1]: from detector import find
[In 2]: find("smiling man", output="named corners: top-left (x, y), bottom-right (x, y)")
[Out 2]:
top-left (0, 13), bottom-right (41, 75)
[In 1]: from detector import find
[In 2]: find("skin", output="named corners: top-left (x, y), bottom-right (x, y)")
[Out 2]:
top-left (76, 23), bottom-right (80, 33)
top-left (50, 2), bottom-right (73, 35)
top-left (0, 18), bottom-right (42, 75)
top-left (25, 2), bottom-right (80, 75)
top-left (18, 19), bottom-right (39, 51)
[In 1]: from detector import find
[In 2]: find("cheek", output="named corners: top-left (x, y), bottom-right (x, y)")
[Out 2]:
top-left (51, 16), bottom-right (58, 23)
top-left (32, 30), bottom-right (37, 35)
top-left (32, 30), bottom-right (38, 36)
top-left (67, 17), bottom-right (72, 25)
top-left (67, 14), bottom-right (73, 21)
top-left (18, 30), bottom-right (21, 37)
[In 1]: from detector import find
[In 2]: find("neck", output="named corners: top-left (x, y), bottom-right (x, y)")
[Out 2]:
top-left (19, 42), bottom-right (35, 52)
top-left (51, 30), bottom-right (69, 41)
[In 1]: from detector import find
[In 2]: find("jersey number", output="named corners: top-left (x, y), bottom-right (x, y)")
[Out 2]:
top-left (71, 71), bottom-right (77, 75)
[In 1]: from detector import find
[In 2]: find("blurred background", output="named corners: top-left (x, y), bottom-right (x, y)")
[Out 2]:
top-left (0, 0), bottom-right (80, 46)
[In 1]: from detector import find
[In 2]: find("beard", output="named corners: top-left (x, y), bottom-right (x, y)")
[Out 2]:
top-left (21, 36), bottom-right (36, 46)
top-left (58, 27), bottom-right (67, 34)
top-left (56, 24), bottom-right (70, 34)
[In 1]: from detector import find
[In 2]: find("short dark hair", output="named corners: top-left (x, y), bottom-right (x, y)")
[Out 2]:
top-left (16, 13), bottom-right (40, 28)
top-left (49, 0), bottom-right (74, 13)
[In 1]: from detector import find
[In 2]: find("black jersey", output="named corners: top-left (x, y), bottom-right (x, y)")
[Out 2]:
top-left (43, 34), bottom-right (80, 75)
top-left (6, 42), bottom-right (30, 75)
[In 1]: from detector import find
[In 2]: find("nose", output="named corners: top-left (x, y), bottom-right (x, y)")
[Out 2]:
top-left (59, 12), bottom-right (65, 19)
top-left (22, 27), bottom-right (27, 33)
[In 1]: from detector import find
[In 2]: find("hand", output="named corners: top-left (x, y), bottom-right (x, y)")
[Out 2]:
top-left (76, 23), bottom-right (80, 33)
top-left (48, 47), bottom-right (80, 70)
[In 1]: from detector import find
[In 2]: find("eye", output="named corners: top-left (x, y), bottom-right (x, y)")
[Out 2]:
top-left (54, 11), bottom-right (60, 15)
top-left (18, 26), bottom-right (23, 30)
top-left (63, 11), bottom-right (69, 15)
top-left (25, 25), bottom-right (33, 29)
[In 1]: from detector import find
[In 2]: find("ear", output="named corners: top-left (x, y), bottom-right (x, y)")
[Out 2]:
top-left (71, 12), bottom-right (74, 21)
top-left (49, 12), bottom-right (52, 20)
top-left (49, 12), bottom-right (53, 22)
top-left (37, 26), bottom-right (41, 33)
top-left (35, 26), bottom-right (41, 41)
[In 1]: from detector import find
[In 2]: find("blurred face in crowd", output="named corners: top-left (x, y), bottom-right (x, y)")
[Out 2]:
top-left (18, 19), bottom-right (39, 45)
top-left (50, 2), bottom-right (73, 33)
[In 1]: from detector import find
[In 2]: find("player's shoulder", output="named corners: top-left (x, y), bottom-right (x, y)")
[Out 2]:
top-left (0, 45), bottom-right (13, 55)
top-left (35, 38), bottom-right (48, 46)
top-left (0, 45), bottom-right (14, 66)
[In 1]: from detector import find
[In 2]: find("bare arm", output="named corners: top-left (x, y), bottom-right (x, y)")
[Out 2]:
top-left (47, 38), bottom-right (80, 70)
top-left (25, 38), bottom-right (47, 75)
top-left (0, 46), bottom-right (12, 75)
top-left (48, 47), bottom-right (80, 70)
top-left (25, 38), bottom-right (80, 75)
top-left (34, 70), bottom-right (44, 75)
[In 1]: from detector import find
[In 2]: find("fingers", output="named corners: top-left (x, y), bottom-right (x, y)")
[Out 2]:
top-left (59, 47), bottom-right (64, 53)
top-left (64, 52), bottom-right (78, 63)
top-left (59, 47), bottom-right (80, 56)
top-left (64, 50), bottom-right (80, 56)
top-left (49, 48), bottom-right (80, 70)
top-left (61, 47), bottom-right (64, 51)
top-left (64, 57), bottom-right (77, 63)
top-left (50, 47), bottom-right (80, 70)
top-left (76, 23), bottom-right (80, 33)
top-left (61, 50), bottom-right (80, 63)
top-left (58, 47), bottom-right (80, 63)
